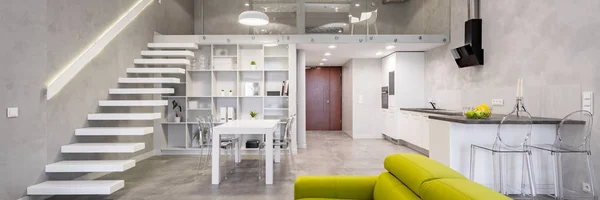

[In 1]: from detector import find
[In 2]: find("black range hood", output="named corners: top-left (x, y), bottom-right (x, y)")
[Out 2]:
top-left (452, 0), bottom-right (484, 68)
top-left (451, 19), bottom-right (484, 68)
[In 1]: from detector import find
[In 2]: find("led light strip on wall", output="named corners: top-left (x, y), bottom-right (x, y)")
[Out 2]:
top-left (45, 0), bottom-right (154, 100)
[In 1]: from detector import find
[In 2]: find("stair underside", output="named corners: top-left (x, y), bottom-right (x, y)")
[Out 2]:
top-left (126, 68), bottom-right (186, 74)
top-left (134, 59), bottom-right (190, 66)
top-left (141, 50), bottom-right (194, 58)
top-left (98, 100), bottom-right (168, 107)
top-left (148, 43), bottom-right (198, 50)
top-left (109, 88), bottom-right (174, 94)
top-left (46, 160), bottom-right (136, 172)
top-left (61, 143), bottom-right (145, 153)
top-left (27, 180), bottom-right (124, 195)
top-left (88, 113), bottom-right (161, 120)
top-left (118, 77), bottom-right (180, 84)
top-left (75, 127), bottom-right (154, 136)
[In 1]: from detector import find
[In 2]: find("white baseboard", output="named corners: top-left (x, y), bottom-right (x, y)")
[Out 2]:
top-left (350, 134), bottom-right (384, 139)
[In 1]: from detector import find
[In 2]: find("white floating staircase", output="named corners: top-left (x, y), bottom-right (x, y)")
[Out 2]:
top-left (141, 50), bottom-right (194, 58)
top-left (75, 127), bottom-right (154, 136)
top-left (109, 88), bottom-right (174, 94)
top-left (134, 58), bottom-right (190, 66)
top-left (27, 43), bottom-right (196, 196)
top-left (99, 100), bottom-right (168, 107)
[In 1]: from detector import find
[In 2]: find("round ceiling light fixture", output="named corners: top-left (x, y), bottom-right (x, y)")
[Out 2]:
top-left (238, 11), bottom-right (269, 26)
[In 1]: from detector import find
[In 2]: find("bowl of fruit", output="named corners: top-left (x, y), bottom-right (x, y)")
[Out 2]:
top-left (463, 104), bottom-right (492, 119)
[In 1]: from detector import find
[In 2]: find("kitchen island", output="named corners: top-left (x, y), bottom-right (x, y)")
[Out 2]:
top-left (400, 108), bottom-right (563, 194)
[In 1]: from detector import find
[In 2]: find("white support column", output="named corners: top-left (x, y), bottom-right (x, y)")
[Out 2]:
top-left (296, 0), bottom-right (306, 34)
top-left (296, 50), bottom-right (307, 149)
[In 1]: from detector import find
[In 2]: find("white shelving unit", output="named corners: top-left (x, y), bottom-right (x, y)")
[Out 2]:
top-left (159, 44), bottom-right (296, 153)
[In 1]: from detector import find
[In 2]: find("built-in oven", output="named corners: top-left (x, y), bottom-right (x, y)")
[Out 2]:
top-left (381, 87), bottom-right (389, 109)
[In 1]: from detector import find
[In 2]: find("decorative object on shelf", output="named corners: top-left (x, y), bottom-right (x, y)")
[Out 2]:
top-left (238, 11), bottom-right (269, 26)
top-left (229, 90), bottom-right (233, 96)
top-left (250, 61), bottom-right (257, 70)
top-left (189, 101), bottom-right (198, 109)
top-left (244, 82), bottom-right (260, 96)
top-left (221, 89), bottom-right (225, 96)
top-left (463, 104), bottom-right (492, 119)
top-left (281, 80), bottom-right (289, 96)
top-left (172, 100), bottom-right (183, 123)
top-left (198, 53), bottom-right (207, 70)
top-left (219, 107), bottom-right (227, 122)
top-left (250, 111), bottom-right (258, 120)
top-left (267, 91), bottom-right (281, 96)
top-left (227, 107), bottom-right (235, 121)
top-left (215, 49), bottom-right (229, 56)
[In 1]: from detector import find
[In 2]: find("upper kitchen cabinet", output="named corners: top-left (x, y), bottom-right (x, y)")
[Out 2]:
top-left (382, 52), bottom-right (425, 109)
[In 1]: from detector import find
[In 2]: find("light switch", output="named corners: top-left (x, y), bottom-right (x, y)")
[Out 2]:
top-left (7, 107), bottom-right (18, 118)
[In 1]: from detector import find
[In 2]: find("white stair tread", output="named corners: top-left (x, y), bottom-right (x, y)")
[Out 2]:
top-left (134, 59), bottom-right (190, 66)
top-left (27, 180), bottom-right (124, 195)
top-left (141, 50), bottom-right (194, 58)
top-left (75, 127), bottom-right (154, 136)
top-left (46, 160), bottom-right (136, 172)
top-left (61, 143), bottom-right (145, 153)
top-left (148, 43), bottom-right (198, 50)
top-left (99, 100), bottom-right (168, 107)
top-left (109, 88), bottom-right (174, 94)
top-left (88, 113), bottom-right (161, 120)
top-left (118, 77), bottom-right (180, 84)
top-left (127, 68), bottom-right (186, 74)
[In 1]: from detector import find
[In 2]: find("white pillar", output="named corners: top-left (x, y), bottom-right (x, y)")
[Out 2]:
top-left (296, 50), bottom-right (307, 148)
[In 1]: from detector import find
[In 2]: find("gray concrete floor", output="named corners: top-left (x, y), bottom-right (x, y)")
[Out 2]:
top-left (49, 131), bottom-right (417, 200)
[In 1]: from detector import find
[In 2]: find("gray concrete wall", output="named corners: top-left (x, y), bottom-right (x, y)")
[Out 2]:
top-left (424, 0), bottom-right (600, 195)
top-left (0, 0), bottom-right (193, 199)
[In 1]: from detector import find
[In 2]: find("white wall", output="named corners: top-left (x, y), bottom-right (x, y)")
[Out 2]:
top-left (346, 59), bottom-right (383, 139)
top-left (342, 60), bottom-right (353, 137)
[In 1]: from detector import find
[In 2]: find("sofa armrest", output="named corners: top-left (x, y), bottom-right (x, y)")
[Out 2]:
top-left (294, 176), bottom-right (377, 200)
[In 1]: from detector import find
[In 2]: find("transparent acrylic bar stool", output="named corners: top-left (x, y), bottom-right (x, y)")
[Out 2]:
top-left (470, 109), bottom-right (537, 196)
top-left (531, 110), bottom-right (595, 199)
top-left (259, 114), bottom-right (296, 179)
top-left (195, 115), bottom-right (237, 178)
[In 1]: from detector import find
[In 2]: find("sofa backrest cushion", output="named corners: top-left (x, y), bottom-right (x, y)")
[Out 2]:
top-left (294, 176), bottom-right (377, 200)
top-left (420, 179), bottom-right (511, 200)
top-left (384, 154), bottom-right (467, 196)
top-left (373, 172), bottom-right (421, 200)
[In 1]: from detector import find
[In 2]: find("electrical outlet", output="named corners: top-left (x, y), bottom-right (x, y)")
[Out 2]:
top-left (491, 99), bottom-right (504, 106)
top-left (582, 182), bottom-right (592, 193)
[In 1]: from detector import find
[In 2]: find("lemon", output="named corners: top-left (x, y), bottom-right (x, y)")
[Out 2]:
top-left (477, 104), bottom-right (491, 114)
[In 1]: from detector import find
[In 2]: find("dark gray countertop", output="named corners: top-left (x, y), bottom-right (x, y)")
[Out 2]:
top-left (401, 108), bottom-right (565, 125)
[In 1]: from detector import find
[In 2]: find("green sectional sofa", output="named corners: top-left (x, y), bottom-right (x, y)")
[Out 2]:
top-left (294, 153), bottom-right (509, 200)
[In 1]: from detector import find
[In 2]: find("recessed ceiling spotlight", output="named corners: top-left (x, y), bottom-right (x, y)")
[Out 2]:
top-left (319, 63), bottom-right (325, 65)
top-left (322, 58), bottom-right (328, 61)
top-left (348, 14), bottom-right (352, 17)
top-left (335, 7), bottom-right (339, 12)
top-left (355, 3), bottom-right (360, 7)
top-left (328, 45), bottom-right (336, 49)
top-left (324, 52), bottom-right (331, 56)
top-left (376, 51), bottom-right (383, 56)
top-left (244, 3), bottom-right (249, 6)
top-left (386, 45), bottom-right (396, 50)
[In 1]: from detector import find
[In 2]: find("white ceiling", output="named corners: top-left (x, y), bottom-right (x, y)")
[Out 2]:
top-left (298, 43), bottom-right (445, 66)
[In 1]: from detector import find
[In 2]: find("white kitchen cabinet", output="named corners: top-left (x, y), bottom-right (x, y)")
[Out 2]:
top-left (421, 116), bottom-right (430, 150)
top-left (382, 109), bottom-right (398, 139)
top-left (396, 111), bottom-right (431, 150)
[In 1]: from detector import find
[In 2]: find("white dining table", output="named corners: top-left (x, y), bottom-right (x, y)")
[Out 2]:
top-left (211, 119), bottom-right (280, 185)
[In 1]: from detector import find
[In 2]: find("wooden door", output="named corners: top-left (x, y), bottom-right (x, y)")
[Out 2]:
top-left (328, 67), bottom-right (342, 130)
top-left (306, 67), bottom-right (342, 130)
